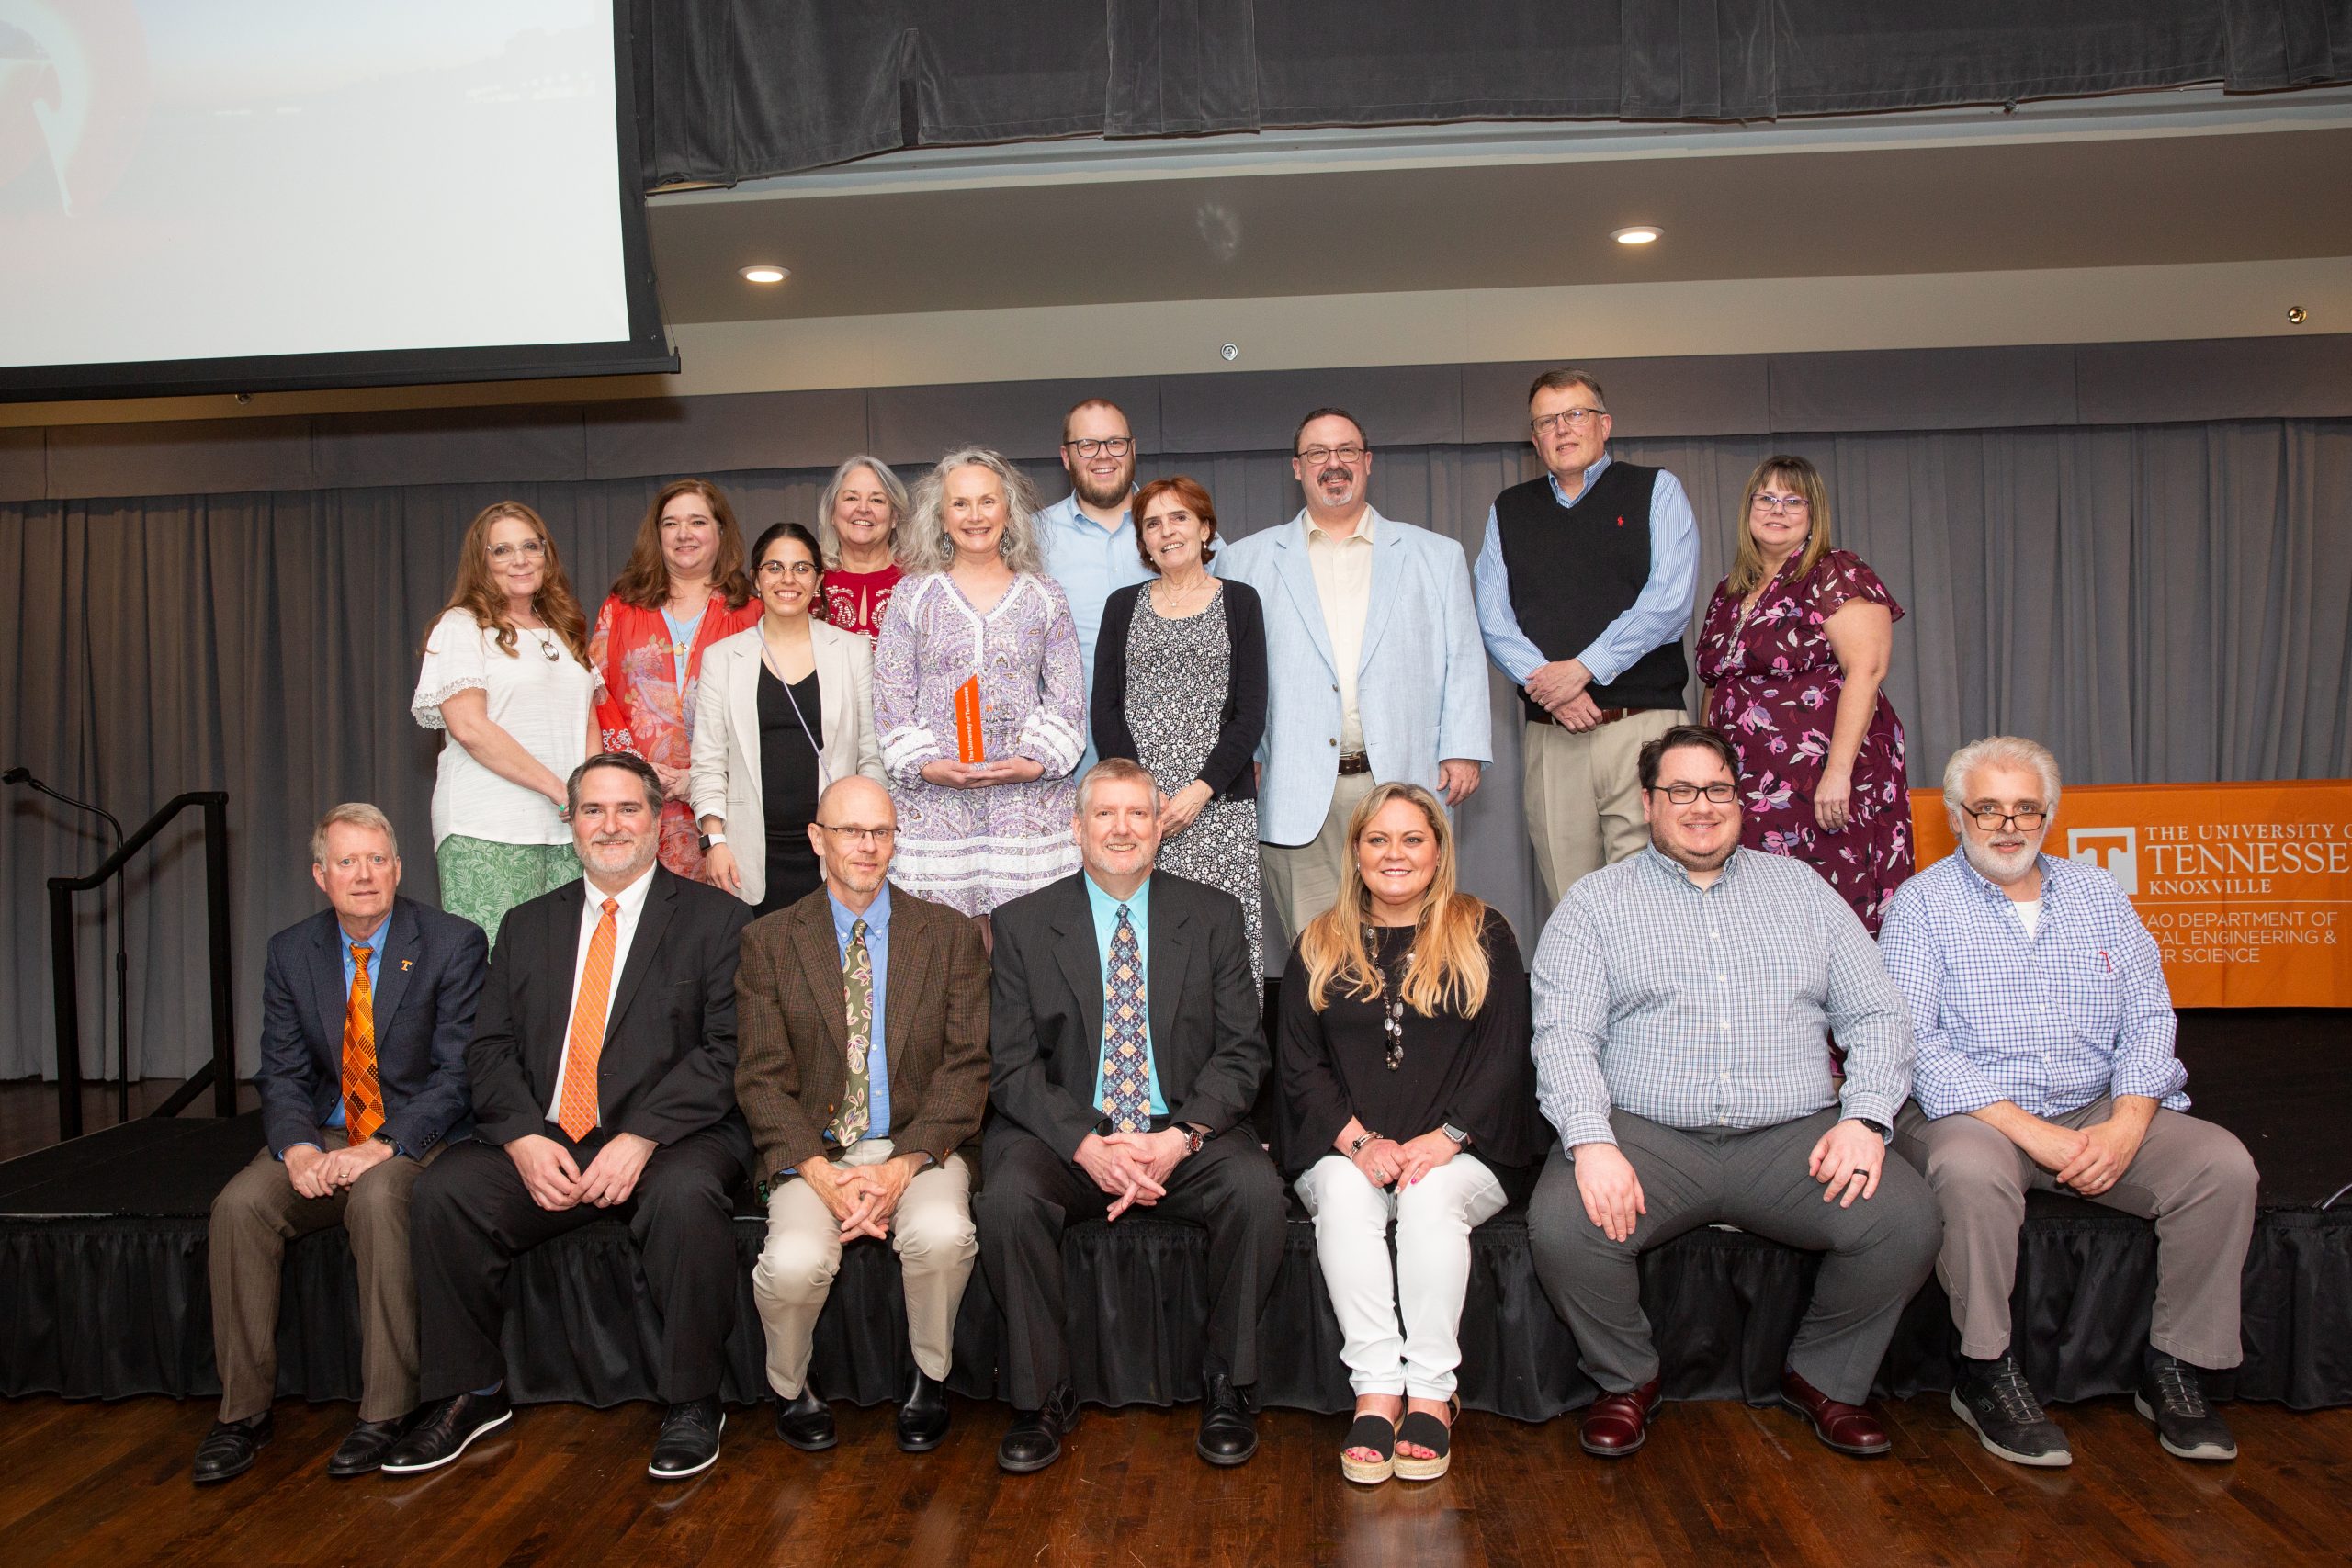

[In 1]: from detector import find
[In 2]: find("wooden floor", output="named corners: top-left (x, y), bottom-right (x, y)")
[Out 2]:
top-left (5, 1392), bottom-right (2349, 1567)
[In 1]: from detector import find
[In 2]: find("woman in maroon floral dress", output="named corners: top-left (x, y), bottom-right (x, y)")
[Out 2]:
top-left (1697, 455), bottom-right (1912, 932)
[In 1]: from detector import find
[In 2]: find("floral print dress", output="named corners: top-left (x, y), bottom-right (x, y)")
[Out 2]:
top-left (1696, 547), bottom-right (1913, 933)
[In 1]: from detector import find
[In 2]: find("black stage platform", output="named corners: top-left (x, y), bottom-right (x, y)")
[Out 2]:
top-left (4, 1021), bottom-right (2346, 1416)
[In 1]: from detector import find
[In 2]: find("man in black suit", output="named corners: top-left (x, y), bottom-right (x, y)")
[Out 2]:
top-left (385, 753), bottom-right (755, 1483)
top-left (978, 758), bottom-right (1285, 1473)
top-left (195, 803), bottom-right (486, 1483)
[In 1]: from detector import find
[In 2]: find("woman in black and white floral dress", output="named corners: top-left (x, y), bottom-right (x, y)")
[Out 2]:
top-left (1092, 476), bottom-right (1271, 985)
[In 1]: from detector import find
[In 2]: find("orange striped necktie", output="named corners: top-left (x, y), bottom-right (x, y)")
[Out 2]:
top-left (342, 942), bottom-right (383, 1145)
top-left (557, 898), bottom-right (620, 1140)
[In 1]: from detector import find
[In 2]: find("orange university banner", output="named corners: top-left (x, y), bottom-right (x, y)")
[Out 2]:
top-left (1909, 780), bottom-right (2352, 1008)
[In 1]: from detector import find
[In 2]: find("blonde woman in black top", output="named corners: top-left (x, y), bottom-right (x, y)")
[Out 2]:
top-left (1277, 782), bottom-right (1541, 1485)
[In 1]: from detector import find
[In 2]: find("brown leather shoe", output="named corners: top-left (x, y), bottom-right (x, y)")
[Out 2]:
top-left (1578, 1379), bottom-right (1661, 1458)
top-left (1779, 1369), bottom-right (1892, 1457)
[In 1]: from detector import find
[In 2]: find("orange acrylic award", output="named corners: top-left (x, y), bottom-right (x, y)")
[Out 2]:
top-left (953, 675), bottom-right (985, 763)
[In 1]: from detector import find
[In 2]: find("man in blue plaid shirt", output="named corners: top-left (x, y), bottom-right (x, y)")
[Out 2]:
top-left (1883, 735), bottom-right (2257, 1470)
top-left (1529, 724), bottom-right (1938, 1462)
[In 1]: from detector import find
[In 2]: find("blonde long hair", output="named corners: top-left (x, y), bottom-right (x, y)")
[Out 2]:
top-left (1725, 453), bottom-right (1834, 594)
top-left (426, 501), bottom-right (590, 663)
top-left (1297, 782), bottom-right (1492, 1018)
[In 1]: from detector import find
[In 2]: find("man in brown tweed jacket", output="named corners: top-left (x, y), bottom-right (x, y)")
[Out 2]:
top-left (734, 774), bottom-right (990, 1454)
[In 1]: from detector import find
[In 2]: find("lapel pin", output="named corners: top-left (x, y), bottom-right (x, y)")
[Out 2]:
top-left (401, 959), bottom-right (414, 972)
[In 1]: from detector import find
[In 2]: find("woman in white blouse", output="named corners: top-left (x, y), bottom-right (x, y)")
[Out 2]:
top-left (411, 500), bottom-right (601, 942)
top-left (693, 522), bottom-right (885, 915)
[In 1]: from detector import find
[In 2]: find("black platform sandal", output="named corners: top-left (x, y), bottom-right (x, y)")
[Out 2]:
top-left (1394, 1396), bottom-right (1458, 1482)
top-left (1340, 1413), bottom-right (1396, 1484)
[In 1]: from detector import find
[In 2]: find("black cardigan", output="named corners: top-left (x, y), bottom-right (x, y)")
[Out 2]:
top-left (1090, 578), bottom-right (1267, 802)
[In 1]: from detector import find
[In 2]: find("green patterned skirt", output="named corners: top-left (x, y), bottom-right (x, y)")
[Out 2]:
top-left (436, 835), bottom-right (582, 946)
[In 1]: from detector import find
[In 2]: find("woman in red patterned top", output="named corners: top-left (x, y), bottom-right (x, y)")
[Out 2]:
top-left (588, 478), bottom-right (761, 880)
top-left (815, 455), bottom-right (910, 638)
top-left (1697, 454), bottom-right (1912, 932)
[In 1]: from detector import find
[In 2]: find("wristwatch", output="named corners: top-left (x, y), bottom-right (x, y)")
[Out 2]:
top-left (1855, 1117), bottom-right (1892, 1140)
top-left (371, 1130), bottom-right (403, 1156)
top-left (1440, 1122), bottom-right (1472, 1145)
top-left (698, 830), bottom-right (727, 852)
top-left (1178, 1123), bottom-right (1209, 1157)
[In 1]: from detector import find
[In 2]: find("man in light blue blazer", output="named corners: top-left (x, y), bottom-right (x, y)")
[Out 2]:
top-left (1218, 408), bottom-right (1491, 942)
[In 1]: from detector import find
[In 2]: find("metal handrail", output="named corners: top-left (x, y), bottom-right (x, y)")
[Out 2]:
top-left (47, 791), bottom-right (236, 1140)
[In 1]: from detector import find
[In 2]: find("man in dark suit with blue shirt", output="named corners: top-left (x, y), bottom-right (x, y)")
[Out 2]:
top-left (195, 803), bottom-right (487, 1484)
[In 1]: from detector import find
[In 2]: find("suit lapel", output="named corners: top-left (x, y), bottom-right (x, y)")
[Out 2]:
top-left (368, 899), bottom-right (420, 1040)
top-left (311, 914), bottom-right (350, 1062)
top-left (538, 882), bottom-right (588, 1089)
top-left (605, 869), bottom-right (676, 1037)
top-left (729, 638), bottom-right (764, 800)
top-left (879, 896), bottom-right (923, 1075)
top-left (1356, 512), bottom-right (1401, 670)
top-left (1147, 886), bottom-right (1192, 1075)
top-left (1049, 884), bottom-right (1107, 1100)
top-left (793, 896), bottom-right (852, 1062)
top-left (1271, 523), bottom-right (1339, 676)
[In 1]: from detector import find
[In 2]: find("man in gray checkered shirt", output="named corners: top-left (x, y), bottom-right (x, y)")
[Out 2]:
top-left (1527, 724), bottom-right (1939, 1461)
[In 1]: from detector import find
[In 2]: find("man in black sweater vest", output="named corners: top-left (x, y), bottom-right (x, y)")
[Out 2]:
top-left (1471, 367), bottom-right (1699, 902)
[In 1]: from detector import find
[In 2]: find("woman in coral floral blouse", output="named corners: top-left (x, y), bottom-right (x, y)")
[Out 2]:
top-left (1697, 455), bottom-right (1912, 932)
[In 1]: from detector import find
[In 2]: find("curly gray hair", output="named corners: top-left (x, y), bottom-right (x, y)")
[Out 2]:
top-left (903, 446), bottom-right (1046, 576)
top-left (1940, 736), bottom-right (2062, 829)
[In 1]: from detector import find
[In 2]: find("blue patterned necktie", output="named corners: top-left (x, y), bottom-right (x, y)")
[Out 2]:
top-left (1100, 905), bottom-right (1152, 1133)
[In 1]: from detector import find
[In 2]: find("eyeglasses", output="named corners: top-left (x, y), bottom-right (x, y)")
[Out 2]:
top-left (486, 538), bottom-right (548, 562)
top-left (1966, 807), bottom-right (2048, 832)
top-left (1532, 408), bottom-right (1606, 435)
top-left (815, 823), bottom-right (895, 845)
top-left (1063, 436), bottom-right (1134, 459)
top-left (1647, 782), bottom-right (1738, 806)
top-left (755, 559), bottom-right (818, 581)
top-left (1297, 444), bottom-right (1367, 466)
top-left (1751, 493), bottom-right (1810, 514)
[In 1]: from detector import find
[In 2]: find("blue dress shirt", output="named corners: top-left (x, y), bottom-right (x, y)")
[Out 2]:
top-left (286, 911), bottom-right (390, 1154)
top-left (1036, 491), bottom-right (1154, 773)
top-left (1083, 871), bottom-right (1167, 1116)
top-left (1880, 852), bottom-right (2188, 1122)
top-left (1472, 453), bottom-right (1700, 687)
top-left (826, 883), bottom-right (893, 1141)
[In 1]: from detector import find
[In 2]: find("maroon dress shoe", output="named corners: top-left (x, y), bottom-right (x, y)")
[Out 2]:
top-left (1779, 1369), bottom-right (1892, 1456)
top-left (1578, 1379), bottom-right (1661, 1458)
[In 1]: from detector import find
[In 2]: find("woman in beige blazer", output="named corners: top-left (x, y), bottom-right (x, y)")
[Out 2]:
top-left (693, 523), bottom-right (886, 913)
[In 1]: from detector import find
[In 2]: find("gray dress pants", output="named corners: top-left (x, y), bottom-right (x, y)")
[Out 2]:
top-left (1894, 1097), bottom-right (2258, 1370)
top-left (1529, 1108), bottom-right (1941, 1405)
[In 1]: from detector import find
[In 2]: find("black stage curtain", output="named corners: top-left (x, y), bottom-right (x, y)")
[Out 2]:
top-left (6, 1201), bottom-right (2347, 1413)
top-left (630, 1), bottom-right (2352, 187)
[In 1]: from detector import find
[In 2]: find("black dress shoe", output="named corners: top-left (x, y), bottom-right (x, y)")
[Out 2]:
top-left (997, 1383), bottom-right (1079, 1473)
top-left (191, 1412), bottom-right (272, 1484)
top-left (326, 1416), bottom-right (413, 1479)
top-left (895, 1370), bottom-right (951, 1453)
top-left (381, 1390), bottom-right (513, 1475)
top-left (775, 1384), bottom-right (837, 1452)
top-left (1196, 1372), bottom-right (1258, 1467)
top-left (649, 1396), bottom-right (725, 1481)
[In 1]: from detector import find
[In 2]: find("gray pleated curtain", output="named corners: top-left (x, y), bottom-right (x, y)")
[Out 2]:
top-left (5, 418), bottom-right (2350, 1078)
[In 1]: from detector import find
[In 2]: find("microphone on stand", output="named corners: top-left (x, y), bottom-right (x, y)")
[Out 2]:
top-left (7, 766), bottom-right (132, 1122)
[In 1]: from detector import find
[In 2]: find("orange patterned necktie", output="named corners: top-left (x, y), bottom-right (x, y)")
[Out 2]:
top-left (557, 898), bottom-right (620, 1140)
top-left (342, 942), bottom-right (383, 1145)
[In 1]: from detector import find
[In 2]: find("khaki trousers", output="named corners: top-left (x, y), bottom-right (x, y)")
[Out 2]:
top-left (209, 1134), bottom-right (441, 1423)
top-left (1894, 1099), bottom-right (2259, 1369)
top-left (1261, 770), bottom-right (1377, 945)
top-left (1521, 709), bottom-right (1686, 904)
top-left (750, 1140), bottom-right (977, 1399)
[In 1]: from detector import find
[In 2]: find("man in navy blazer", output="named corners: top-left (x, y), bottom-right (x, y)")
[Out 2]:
top-left (195, 803), bottom-right (487, 1485)
top-left (1217, 406), bottom-right (1492, 942)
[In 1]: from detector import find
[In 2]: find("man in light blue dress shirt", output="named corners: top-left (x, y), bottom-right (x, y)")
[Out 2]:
top-left (1475, 368), bottom-right (1698, 901)
top-left (1035, 397), bottom-right (1153, 775)
top-left (1882, 735), bottom-right (2256, 1469)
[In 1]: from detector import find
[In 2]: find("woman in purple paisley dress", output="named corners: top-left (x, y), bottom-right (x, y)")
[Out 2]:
top-left (874, 446), bottom-right (1087, 934)
top-left (1697, 454), bottom-right (1912, 932)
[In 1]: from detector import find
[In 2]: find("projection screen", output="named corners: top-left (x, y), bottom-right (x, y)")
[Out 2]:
top-left (0, 0), bottom-right (674, 401)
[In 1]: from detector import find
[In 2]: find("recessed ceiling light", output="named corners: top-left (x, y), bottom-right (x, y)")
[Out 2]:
top-left (740, 265), bottom-right (789, 284)
top-left (1611, 226), bottom-right (1661, 246)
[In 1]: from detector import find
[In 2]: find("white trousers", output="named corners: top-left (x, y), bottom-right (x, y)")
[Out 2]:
top-left (750, 1139), bottom-right (977, 1398)
top-left (1295, 1151), bottom-right (1508, 1399)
